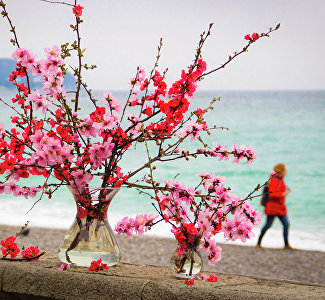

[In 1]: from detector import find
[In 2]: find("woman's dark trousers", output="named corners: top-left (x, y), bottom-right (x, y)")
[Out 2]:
top-left (257, 215), bottom-right (289, 246)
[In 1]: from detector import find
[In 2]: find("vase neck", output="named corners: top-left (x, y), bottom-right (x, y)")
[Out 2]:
top-left (68, 186), bottom-right (119, 220)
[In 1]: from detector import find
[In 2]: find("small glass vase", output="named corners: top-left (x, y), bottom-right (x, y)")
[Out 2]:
top-left (58, 186), bottom-right (121, 267)
top-left (170, 246), bottom-right (203, 278)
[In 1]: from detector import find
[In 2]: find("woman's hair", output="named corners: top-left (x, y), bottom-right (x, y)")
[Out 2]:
top-left (273, 163), bottom-right (286, 174)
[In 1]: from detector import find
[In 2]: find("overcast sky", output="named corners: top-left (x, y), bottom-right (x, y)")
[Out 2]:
top-left (0, 0), bottom-right (324, 90)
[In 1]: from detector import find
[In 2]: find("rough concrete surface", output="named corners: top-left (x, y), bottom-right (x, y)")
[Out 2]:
top-left (0, 251), bottom-right (324, 300)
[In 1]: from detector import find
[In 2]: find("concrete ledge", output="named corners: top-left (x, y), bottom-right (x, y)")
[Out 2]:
top-left (0, 252), bottom-right (324, 299)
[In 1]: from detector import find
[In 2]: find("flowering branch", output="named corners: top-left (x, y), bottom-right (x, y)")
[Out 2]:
top-left (0, 1), bottom-right (280, 271)
top-left (199, 24), bottom-right (281, 79)
top-left (1, 251), bottom-right (46, 261)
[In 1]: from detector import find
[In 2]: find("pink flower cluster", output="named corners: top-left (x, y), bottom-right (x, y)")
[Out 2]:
top-left (176, 142), bottom-right (256, 164)
top-left (176, 123), bottom-right (206, 141)
top-left (58, 263), bottom-right (71, 271)
top-left (115, 214), bottom-right (157, 238)
top-left (29, 130), bottom-right (74, 167)
top-left (103, 92), bottom-right (121, 113)
top-left (0, 182), bottom-right (41, 198)
top-left (115, 173), bottom-right (262, 266)
top-left (89, 138), bottom-right (114, 170)
top-left (12, 46), bottom-right (65, 100)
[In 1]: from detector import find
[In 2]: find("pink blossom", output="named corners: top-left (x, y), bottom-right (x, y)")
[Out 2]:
top-left (221, 219), bottom-right (235, 241)
top-left (176, 123), bottom-right (204, 141)
top-left (89, 139), bottom-right (114, 170)
top-left (232, 142), bottom-right (256, 164)
top-left (102, 92), bottom-right (121, 113)
top-left (100, 114), bottom-right (118, 130)
top-left (12, 48), bottom-right (28, 61)
top-left (29, 130), bottom-right (44, 149)
top-left (138, 68), bottom-right (145, 82)
top-left (44, 46), bottom-right (60, 60)
top-left (79, 118), bottom-right (100, 138)
top-left (3, 181), bottom-right (24, 197)
top-left (207, 242), bottom-right (222, 265)
top-left (114, 215), bottom-right (157, 238)
top-left (58, 263), bottom-right (71, 271)
top-left (28, 91), bottom-right (52, 114)
top-left (127, 114), bottom-right (143, 136)
top-left (0, 122), bottom-right (5, 138)
top-left (70, 170), bottom-right (92, 188)
top-left (114, 217), bottom-right (134, 238)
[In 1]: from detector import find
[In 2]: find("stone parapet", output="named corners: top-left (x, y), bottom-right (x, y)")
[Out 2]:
top-left (0, 252), bottom-right (324, 299)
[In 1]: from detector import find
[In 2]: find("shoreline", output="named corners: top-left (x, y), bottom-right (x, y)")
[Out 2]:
top-left (1, 224), bottom-right (324, 285)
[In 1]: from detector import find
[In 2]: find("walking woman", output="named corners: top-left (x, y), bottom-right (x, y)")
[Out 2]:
top-left (256, 163), bottom-right (293, 249)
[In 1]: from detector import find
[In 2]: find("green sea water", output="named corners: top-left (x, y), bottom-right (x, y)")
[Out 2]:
top-left (0, 89), bottom-right (324, 250)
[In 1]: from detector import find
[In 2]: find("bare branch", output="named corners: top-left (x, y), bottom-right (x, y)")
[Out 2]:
top-left (39, 0), bottom-right (74, 7)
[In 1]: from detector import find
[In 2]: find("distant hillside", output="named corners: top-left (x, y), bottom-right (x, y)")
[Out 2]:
top-left (0, 58), bottom-right (75, 90)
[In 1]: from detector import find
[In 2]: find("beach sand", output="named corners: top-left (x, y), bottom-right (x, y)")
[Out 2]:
top-left (1, 224), bottom-right (324, 285)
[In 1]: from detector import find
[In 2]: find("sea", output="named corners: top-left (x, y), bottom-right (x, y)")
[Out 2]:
top-left (0, 88), bottom-right (324, 251)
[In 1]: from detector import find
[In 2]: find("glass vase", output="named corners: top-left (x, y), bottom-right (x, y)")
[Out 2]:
top-left (170, 246), bottom-right (203, 278)
top-left (58, 186), bottom-right (121, 267)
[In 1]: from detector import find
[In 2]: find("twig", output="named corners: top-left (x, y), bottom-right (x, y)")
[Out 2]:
top-left (198, 24), bottom-right (280, 79)
top-left (39, 0), bottom-right (74, 6)
top-left (1, 251), bottom-right (46, 261)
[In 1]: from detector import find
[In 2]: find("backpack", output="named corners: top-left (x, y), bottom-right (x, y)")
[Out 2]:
top-left (260, 185), bottom-right (269, 207)
top-left (260, 177), bottom-right (282, 206)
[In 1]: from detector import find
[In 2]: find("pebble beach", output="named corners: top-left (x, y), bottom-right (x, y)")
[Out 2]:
top-left (0, 224), bottom-right (324, 285)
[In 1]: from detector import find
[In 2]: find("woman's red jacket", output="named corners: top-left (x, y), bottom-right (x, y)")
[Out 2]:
top-left (265, 174), bottom-right (287, 216)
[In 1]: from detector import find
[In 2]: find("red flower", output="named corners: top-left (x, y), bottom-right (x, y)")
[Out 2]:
top-left (183, 223), bottom-right (198, 236)
top-left (172, 228), bottom-right (186, 244)
top-left (251, 32), bottom-right (259, 41)
top-left (88, 258), bottom-right (109, 272)
top-left (1, 236), bottom-right (20, 258)
top-left (166, 114), bottom-right (175, 124)
top-left (153, 70), bottom-right (163, 86)
top-left (73, 4), bottom-right (84, 17)
top-left (244, 34), bottom-right (251, 41)
top-left (77, 206), bottom-right (88, 219)
top-left (21, 246), bottom-right (40, 260)
top-left (194, 108), bottom-right (205, 116)
top-left (245, 33), bottom-right (259, 42)
top-left (8, 71), bottom-right (18, 82)
top-left (143, 106), bottom-right (153, 116)
top-left (11, 116), bottom-right (19, 123)
top-left (163, 214), bottom-right (169, 222)
top-left (140, 79), bottom-right (149, 91)
top-left (17, 169), bottom-right (29, 178)
top-left (184, 278), bottom-right (194, 285)
top-left (207, 274), bottom-right (218, 282)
